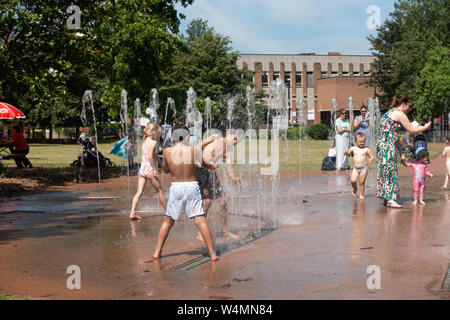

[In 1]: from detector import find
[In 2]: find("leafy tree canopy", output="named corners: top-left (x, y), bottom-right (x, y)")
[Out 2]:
top-left (159, 18), bottom-right (256, 127)
top-left (368, 0), bottom-right (449, 119)
top-left (414, 46), bottom-right (450, 122)
top-left (0, 0), bottom-right (193, 132)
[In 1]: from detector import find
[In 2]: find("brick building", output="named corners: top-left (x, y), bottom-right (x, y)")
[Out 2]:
top-left (237, 52), bottom-right (376, 125)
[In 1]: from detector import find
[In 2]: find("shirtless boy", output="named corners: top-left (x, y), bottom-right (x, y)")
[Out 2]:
top-left (152, 125), bottom-right (219, 261)
top-left (442, 134), bottom-right (450, 189)
top-left (344, 133), bottom-right (375, 199)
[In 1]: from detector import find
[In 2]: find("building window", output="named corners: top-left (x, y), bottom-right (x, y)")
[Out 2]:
top-left (307, 72), bottom-right (314, 88)
top-left (273, 71), bottom-right (280, 81)
top-left (353, 72), bottom-right (360, 76)
top-left (343, 72), bottom-right (349, 76)
top-left (364, 72), bottom-right (370, 76)
top-left (262, 71), bottom-right (269, 87)
top-left (321, 72), bottom-right (327, 79)
top-left (295, 72), bottom-right (302, 87)
top-left (331, 72), bottom-right (338, 77)
top-left (284, 71), bottom-right (291, 86)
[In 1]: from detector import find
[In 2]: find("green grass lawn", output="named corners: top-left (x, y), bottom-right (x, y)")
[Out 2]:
top-left (0, 294), bottom-right (25, 300)
top-left (1, 140), bottom-right (445, 172)
top-left (1, 142), bottom-right (128, 168)
top-left (262, 139), bottom-right (331, 171)
top-left (233, 139), bottom-right (444, 172)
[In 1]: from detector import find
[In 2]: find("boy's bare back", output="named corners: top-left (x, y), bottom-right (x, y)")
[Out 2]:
top-left (163, 144), bottom-right (196, 182)
top-left (163, 131), bottom-right (217, 181)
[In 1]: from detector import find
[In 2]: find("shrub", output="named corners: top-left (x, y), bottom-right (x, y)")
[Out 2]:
top-left (286, 127), bottom-right (307, 140)
top-left (305, 124), bottom-right (330, 140)
top-left (32, 129), bottom-right (45, 140)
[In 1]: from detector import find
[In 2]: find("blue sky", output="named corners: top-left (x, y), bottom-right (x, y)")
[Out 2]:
top-left (177, 0), bottom-right (396, 55)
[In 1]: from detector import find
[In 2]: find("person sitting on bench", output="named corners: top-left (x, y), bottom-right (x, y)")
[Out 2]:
top-left (2, 128), bottom-right (8, 140)
top-left (0, 125), bottom-right (32, 168)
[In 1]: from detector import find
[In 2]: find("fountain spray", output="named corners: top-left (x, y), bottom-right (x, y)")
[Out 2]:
top-left (120, 89), bottom-right (130, 203)
top-left (348, 96), bottom-right (354, 144)
top-left (186, 87), bottom-right (202, 144)
top-left (133, 98), bottom-right (142, 166)
top-left (297, 97), bottom-right (307, 189)
top-left (82, 90), bottom-right (101, 184)
top-left (164, 97), bottom-right (176, 125)
top-left (330, 98), bottom-right (338, 147)
top-left (227, 96), bottom-right (236, 130)
top-left (147, 88), bottom-right (160, 124)
top-left (205, 97), bottom-right (212, 133)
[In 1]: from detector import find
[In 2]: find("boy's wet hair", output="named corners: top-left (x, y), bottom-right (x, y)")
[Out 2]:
top-left (171, 125), bottom-right (190, 142)
top-left (355, 132), bottom-right (366, 141)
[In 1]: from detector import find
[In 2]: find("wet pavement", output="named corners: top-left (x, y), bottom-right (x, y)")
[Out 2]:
top-left (0, 156), bottom-right (449, 300)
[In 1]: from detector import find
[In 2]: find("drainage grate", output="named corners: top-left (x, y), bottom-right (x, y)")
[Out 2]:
top-left (171, 227), bottom-right (277, 271)
top-left (442, 264), bottom-right (450, 290)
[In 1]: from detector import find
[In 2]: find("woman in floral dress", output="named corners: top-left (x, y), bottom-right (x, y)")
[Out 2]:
top-left (376, 95), bottom-right (431, 208)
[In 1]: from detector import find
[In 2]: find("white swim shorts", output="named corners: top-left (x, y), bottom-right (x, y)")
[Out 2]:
top-left (165, 181), bottom-right (205, 221)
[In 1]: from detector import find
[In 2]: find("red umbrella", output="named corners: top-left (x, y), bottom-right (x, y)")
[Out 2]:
top-left (0, 102), bottom-right (26, 119)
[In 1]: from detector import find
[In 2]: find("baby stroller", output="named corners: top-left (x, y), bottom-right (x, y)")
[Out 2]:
top-left (71, 135), bottom-right (115, 168)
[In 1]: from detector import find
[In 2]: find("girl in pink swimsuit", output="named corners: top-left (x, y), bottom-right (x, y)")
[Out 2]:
top-left (138, 139), bottom-right (157, 178)
top-left (402, 149), bottom-right (433, 205)
top-left (130, 123), bottom-right (167, 220)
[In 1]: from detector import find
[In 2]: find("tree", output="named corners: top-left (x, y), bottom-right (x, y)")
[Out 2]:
top-left (183, 18), bottom-right (211, 44)
top-left (414, 46), bottom-right (450, 122)
top-left (159, 19), bottom-right (255, 127)
top-left (0, 0), bottom-right (193, 135)
top-left (91, 5), bottom-right (185, 119)
top-left (368, 0), bottom-right (449, 117)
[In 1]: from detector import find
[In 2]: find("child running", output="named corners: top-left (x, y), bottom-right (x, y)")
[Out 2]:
top-left (441, 134), bottom-right (450, 189)
top-left (344, 132), bottom-right (375, 199)
top-left (153, 125), bottom-right (219, 261)
top-left (402, 148), bottom-right (433, 205)
top-left (129, 123), bottom-right (166, 220)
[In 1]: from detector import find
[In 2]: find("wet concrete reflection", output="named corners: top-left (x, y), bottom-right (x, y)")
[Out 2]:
top-left (0, 171), bottom-right (449, 299)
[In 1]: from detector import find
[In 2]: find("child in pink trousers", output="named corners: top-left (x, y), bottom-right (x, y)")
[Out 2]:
top-left (402, 147), bottom-right (433, 205)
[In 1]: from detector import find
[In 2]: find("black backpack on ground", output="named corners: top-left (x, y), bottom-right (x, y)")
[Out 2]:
top-left (321, 156), bottom-right (336, 171)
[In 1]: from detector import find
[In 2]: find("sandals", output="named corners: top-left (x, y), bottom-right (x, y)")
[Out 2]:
top-left (386, 200), bottom-right (402, 208)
